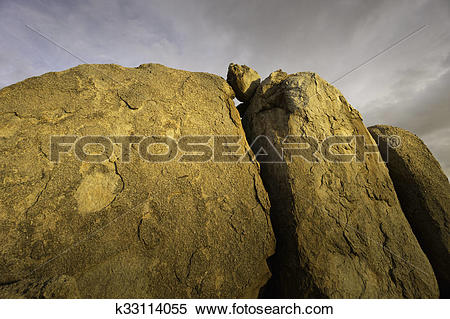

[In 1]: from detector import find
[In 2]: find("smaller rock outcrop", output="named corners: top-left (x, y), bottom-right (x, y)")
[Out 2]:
top-left (369, 125), bottom-right (450, 297)
top-left (227, 63), bottom-right (260, 104)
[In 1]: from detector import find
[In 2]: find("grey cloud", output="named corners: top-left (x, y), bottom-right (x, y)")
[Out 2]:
top-left (363, 57), bottom-right (450, 177)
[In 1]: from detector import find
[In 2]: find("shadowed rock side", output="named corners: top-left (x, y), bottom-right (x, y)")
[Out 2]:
top-left (242, 70), bottom-right (439, 298)
top-left (0, 63), bottom-right (275, 298)
top-left (368, 125), bottom-right (450, 297)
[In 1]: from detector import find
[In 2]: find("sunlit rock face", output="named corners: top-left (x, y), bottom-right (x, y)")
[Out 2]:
top-left (242, 70), bottom-right (439, 298)
top-left (0, 63), bottom-right (275, 298)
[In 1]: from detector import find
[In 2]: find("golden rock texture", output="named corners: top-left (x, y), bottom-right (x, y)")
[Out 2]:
top-left (243, 70), bottom-right (439, 298)
top-left (0, 63), bottom-right (275, 298)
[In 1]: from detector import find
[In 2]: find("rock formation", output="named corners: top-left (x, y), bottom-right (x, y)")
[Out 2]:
top-left (1, 61), bottom-right (447, 299)
top-left (368, 125), bottom-right (450, 297)
top-left (227, 63), bottom-right (260, 104)
top-left (0, 63), bottom-right (275, 298)
top-left (242, 69), bottom-right (439, 298)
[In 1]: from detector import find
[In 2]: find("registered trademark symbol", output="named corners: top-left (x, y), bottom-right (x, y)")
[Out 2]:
top-left (388, 135), bottom-right (401, 148)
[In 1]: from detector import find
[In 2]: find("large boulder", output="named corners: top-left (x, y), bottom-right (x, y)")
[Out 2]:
top-left (368, 125), bottom-right (450, 297)
top-left (0, 63), bottom-right (275, 298)
top-left (242, 70), bottom-right (439, 298)
top-left (227, 63), bottom-right (260, 103)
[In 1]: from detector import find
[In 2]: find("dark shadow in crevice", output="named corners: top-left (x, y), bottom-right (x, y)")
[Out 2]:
top-left (241, 108), bottom-right (325, 298)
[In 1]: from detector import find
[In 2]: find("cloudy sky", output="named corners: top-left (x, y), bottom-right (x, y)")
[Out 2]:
top-left (1, 0), bottom-right (449, 175)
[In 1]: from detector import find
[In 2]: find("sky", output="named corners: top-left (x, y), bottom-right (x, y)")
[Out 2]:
top-left (1, 0), bottom-right (449, 176)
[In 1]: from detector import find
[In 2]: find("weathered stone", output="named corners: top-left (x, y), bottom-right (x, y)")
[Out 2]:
top-left (227, 63), bottom-right (260, 103)
top-left (368, 125), bottom-right (450, 297)
top-left (243, 70), bottom-right (439, 298)
top-left (0, 275), bottom-right (81, 298)
top-left (0, 63), bottom-right (275, 298)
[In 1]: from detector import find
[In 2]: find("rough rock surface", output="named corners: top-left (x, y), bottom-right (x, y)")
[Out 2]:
top-left (0, 275), bottom-right (81, 298)
top-left (242, 70), bottom-right (439, 298)
top-left (227, 63), bottom-right (260, 103)
top-left (0, 63), bottom-right (275, 298)
top-left (368, 125), bottom-right (450, 297)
